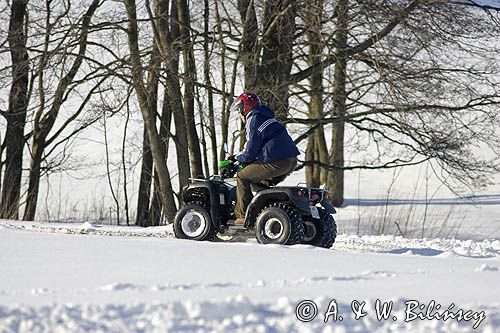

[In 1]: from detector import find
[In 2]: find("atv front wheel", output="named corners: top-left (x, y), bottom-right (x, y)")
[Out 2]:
top-left (174, 202), bottom-right (215, 241)
top-left (255, 202), bottom-right (304, 245)
top-left (302, 208), bottom-right (337, 248)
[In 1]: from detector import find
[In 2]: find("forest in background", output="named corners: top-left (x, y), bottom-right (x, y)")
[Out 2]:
top-left (1, 0), bottom-right (500, 226)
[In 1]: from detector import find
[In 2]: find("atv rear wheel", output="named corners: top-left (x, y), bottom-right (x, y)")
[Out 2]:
top-left (255, 202), bottom-right (304, 245)
top-left (174, 201), bottom-right (216, 241)
top-left (302, 208), bottom-right (337, 248)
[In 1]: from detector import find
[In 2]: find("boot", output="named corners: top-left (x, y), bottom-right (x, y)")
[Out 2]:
top-left (234, 218), bottom-right (245, 226)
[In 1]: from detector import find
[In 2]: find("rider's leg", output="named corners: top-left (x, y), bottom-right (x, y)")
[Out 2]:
top-left (234, 163), bottom-right (267, 219)
top-left (234, 157), bottom-right (298, 219)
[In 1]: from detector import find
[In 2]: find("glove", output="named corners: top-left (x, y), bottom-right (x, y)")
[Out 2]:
top-left (221, 163), bottom-right (237, 178)
top-left (221, 168), bottom-right (231, 178)
top-left (235, 161), bottom-right (244, 171)
top-left (227, 155), bottom-right (237, 162)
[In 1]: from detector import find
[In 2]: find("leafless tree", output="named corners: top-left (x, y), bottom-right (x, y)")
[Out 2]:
top-left (23, 0), bottom-right (102, 221)
top-left (290, 0), bottom-right (500, 205)
top-left (0, 0), bottom-right (29, 219)
top-left (2, 0), bottom-right (500, 223)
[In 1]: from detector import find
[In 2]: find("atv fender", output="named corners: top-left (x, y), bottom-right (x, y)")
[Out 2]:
top-left (181, 182), bottom-right (221, 228)
top-left (320, 197), bottom-right (337, 215)
top-left (245, 187), bottom-right (310, 228)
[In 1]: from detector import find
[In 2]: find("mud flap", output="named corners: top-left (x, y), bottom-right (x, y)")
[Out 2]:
top-left (320, 198), bottom-right (337, 214)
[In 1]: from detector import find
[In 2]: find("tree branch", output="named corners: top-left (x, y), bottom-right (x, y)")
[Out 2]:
top-left (347, 0), bottom-right (420, 56)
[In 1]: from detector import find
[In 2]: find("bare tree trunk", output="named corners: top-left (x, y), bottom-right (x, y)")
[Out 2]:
top-left (122, 103), bottom-right (131, 226)
top-left (136, 128), bottom-right (153, 226)
top-left (327, 0), bottom-right (348, 207)
top-left (235, 0), bottom-right (259, 152)
top-left (177, 0), bottom-right (203, 178)
top-left (154, 0), bottom-right (191, 190)
top-left (150, 171), bottom-right (162, 226)
top-left (23, 136), bottom-right (44, 221)
top-left (124, 0), bottom-right (175, 215)
top-left (0, 134), bottom-right (4, 200)
top-left (135, 33), bottom-right (161, 227)
top-left (214, 0), bottom-right (230, 160)
top-left (259, 0), bottom-right (296, 121)
top-left (1, 0), bottom-right (29, 220)
top-left (204, 0), bottom-right (218, 173)
top-left (103, 112), bottom-right (120, 224)
top-left (304, 0), bottom-right (328, 187)
top-left (152, 89), bottom-right (177, 224)
top-left (23, 0), bottom-right (100, 221)
top-left (137, 0), bottom-right (182, 225)
top-left (237, 0), bottom-right (259, 91)
top-left (305, 137), bottom-right (317, 187)
top-left (196, 87), bottom-right (211, 175)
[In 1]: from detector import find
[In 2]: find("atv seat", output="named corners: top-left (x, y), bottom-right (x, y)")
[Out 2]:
top-left (250, 180), bottom-right (276, 192)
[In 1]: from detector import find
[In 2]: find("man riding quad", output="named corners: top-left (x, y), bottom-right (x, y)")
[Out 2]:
top-left (229, 92), bottom-right (300, 225)
top-left (173, 92), bottom-right (337, 247)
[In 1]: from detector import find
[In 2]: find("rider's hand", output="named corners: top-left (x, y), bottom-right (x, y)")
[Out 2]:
top-left (222, 166), bottom-right (235, 178)
top-left (221, 168), bottom-right (230, 177)
top-left (227, 155), bottom-right (237, 162)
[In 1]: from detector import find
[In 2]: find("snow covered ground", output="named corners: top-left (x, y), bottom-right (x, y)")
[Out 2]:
top-left (1, 221), bottom-right (499, 332)
top-left (1, 162), bottom-right (499, 332)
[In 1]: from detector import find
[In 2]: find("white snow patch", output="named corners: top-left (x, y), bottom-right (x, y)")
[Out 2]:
top-left (475, 264), bottom-right (499, 272)
top-left (30, 288), bottom-right (50, 295)
top-left (335, 234), bottom-right (500, 259)
top-left (361, 270), bottom-right (397, 278)
top-left (97, 283), bottom-right (143, 292)
top-left (0, 220), bottom-right (174, 238)
top-left (0, 299), bottom-right (498, 333)
top-left (1, 224), bottom-right (500, 331)
top-left (2, 221), bottom-right (499, 259)
top-left (255, 280), bottom-right (265, 287)
top-left (78, 222), bottom-right (95, 231)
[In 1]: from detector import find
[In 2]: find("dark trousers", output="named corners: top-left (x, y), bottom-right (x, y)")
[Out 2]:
top-left (235, 157), bottom-right (297, 219)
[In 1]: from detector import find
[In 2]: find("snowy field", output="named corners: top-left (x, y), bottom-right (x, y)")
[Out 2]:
top-left (2, 149), bottom-right (500, 332)
top-left (2, 165), bottom-right (500, 332)
top-left (1, 220), bottom-right (499, 332)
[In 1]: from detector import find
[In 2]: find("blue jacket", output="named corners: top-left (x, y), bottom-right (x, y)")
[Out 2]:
top-left (236, 105), bottom-right (300, 164)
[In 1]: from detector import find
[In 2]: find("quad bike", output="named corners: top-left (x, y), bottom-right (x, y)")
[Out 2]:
top-left (173, 157), bottom-right (337, 248)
